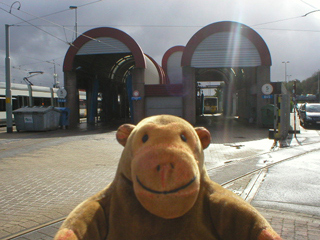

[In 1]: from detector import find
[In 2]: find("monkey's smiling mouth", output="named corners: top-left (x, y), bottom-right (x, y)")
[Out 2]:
top-left (136, 176), bottom-right (196, 195)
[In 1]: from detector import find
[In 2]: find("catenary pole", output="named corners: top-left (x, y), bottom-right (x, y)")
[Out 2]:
top-left (5, 24), bottom-right (13, 133)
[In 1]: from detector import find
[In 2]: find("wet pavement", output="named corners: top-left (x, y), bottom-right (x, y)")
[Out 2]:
top-left (253, 149), bottom-right (320, 216)
top-left (0, 115), bottom-right (320, 239)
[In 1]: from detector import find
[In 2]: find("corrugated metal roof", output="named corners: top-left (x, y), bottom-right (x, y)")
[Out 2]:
top-left (76, 37), bottom-right (130, 55)
top-left (191, 32), bottom-right (261, 68)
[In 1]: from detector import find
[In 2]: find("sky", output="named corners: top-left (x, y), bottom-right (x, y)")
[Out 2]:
top-left (0, 0), bottom-right (320, 87)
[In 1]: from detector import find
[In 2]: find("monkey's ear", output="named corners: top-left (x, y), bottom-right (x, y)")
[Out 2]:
top-left (195, 127), bottom-right (211, 149)
top-left (116, 124), bottom-right (135, 147)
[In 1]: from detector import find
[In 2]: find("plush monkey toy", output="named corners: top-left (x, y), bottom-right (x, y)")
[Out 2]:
top-left (54, 115), bottom-right (282, 240)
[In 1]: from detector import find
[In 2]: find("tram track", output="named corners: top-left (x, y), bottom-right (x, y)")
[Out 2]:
top-left (218, 140), bottom-right (320, 189)
top-left (3, 129), bottom-right (320, 240)
top-left (6, 143), bottom-right (320, 240)
top-left (2, 172), bottom-right (273, 239)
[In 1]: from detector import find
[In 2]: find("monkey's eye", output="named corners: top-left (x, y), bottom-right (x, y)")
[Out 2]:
top-left (142, 134), bottom-right (149, 143)
top-left (180, 134), bottom-right (187, 142)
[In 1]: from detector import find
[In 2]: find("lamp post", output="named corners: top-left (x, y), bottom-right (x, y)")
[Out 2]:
top-left (5, 1), bottom-right (21, 133)
top-left (282, 61), bottom-right (290, 82)
top-left (303, 9), bottom-right (320, 17)
top-left (69, 6), bottom-right (78, 40)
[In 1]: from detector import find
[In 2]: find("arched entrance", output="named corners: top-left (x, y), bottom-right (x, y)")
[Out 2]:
top-left (181, 21), bottom-right (272, 126)
top-left (195, 68), bottom-right (230, 116)
top-left (63, 27), bottom-right (147, 127)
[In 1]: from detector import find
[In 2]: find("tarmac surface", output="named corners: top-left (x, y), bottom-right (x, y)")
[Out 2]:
top-left (0, 114), bottom-right (320, 240)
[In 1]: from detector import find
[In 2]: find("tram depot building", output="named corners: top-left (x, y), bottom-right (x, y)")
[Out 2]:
top-left (63, 21), bottom-right (273, 127)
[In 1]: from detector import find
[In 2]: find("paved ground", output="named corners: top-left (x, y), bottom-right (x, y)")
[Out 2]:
top-left (253, 149), bottom-right (320, 216)
top-left (0, 125), bottom-right (123, 239)
top-left (0, 115), bottom-right (320, 239)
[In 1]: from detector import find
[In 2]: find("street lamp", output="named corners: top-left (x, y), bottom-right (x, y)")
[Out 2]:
top-left (69, 6), bottom-right (78, 40)
top-left (5, 24), bottom-right (13, 133)
top-left (282, 61), bottom-right (290, 82)
top-left (5, 1), bottom-right (21, 133)
top-left (9, 1), bottom-right (21, 13)
top-left (303, 9), bottom-right (320, 17)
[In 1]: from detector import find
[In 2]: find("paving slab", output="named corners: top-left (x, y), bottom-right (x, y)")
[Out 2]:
top-left (0, 116), bottom-right (319, 240)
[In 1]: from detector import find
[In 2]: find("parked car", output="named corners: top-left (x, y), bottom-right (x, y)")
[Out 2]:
top-left (299, 103), bottom-right (320, 128)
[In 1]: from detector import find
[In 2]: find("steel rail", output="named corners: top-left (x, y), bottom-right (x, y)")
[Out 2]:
top-left (4, 139), bottom-right (320, 240)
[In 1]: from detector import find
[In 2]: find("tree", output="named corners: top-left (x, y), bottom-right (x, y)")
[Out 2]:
top-left (285, 70), bottom-right (320, 96)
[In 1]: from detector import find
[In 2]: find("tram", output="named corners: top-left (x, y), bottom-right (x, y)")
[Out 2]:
top-left (0, 82), bottom-right (86, 125)
top-left (203, 96), bottom-right (218, 114)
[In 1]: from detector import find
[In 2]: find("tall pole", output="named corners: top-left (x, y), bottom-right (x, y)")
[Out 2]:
top-left (282, 61), bottom-right (290, 82)
top-left (75, 7), bottom-right (77, 39)
top-left (53, 60), bottom-right (58, 87)
top-left (293, 80), bottom-right (297, 139)
top-left (5, 24), bottom-right (13, 133)
top-left (318, 69), bottom-right (320, 102)
top-left (69, 6), bottom-right (78, 40)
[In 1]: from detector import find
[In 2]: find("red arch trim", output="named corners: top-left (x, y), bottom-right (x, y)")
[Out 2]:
top-left (63, 27), bottom-right (146, 72)
top-left (162, 45), bottom-right (185, 73)
top-left (145, 54), bottom-right (166, 84)
top-left (181, 21), bottom-right (272, 67)
top-left (162, 46), bottom-right (185, 84)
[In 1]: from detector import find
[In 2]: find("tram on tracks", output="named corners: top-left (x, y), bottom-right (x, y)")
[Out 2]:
top-left (0, 82), bottom-right (86, 125)
top-left (203, 96), bottom-right (219, 114)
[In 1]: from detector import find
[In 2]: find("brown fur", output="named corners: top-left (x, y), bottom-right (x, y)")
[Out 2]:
top-left (54, 115), bottom-right (282, 240)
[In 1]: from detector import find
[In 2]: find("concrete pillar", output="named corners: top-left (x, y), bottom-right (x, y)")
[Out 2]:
top-left (132, 68), bottom-right (145, 124)
top-left (88, 77), bottom-right (99, 124)
top-left (65, 71), bottom-right (79, 128)
top-left (256, 66), bottom-right (271, 126)
top-left (182, 66), bottom-right (196, 125)
top-left (223, 81), bottom-right (236, 117)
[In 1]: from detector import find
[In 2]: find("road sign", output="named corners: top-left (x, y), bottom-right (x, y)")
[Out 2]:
top-left (133, 90), bottom-right (140, 97)
top-left (131, 97), bottom-right (141, 101)
top-left (262, 94), bottom-right (273, 99)
top-left (57, 88), bottom-right (67, 98)
top-left (261, 83), bottom-right (273, 95)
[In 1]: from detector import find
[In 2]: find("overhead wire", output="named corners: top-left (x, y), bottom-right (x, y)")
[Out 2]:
top-left (1, 0), bottom-right (319, 38)
top-left (12, 0), bottom-right (103, 25)
top-left (254, 27), bottom-right (320, 33)
top-left (0, 5), bottom-right (71, 46)
top-left (0, 47), bottom-right (64, 72)
top-left (0, 1), bottom-right (110, 87)
top-left (251, 15), bottom-right (305, 27)
top-left (1, 0), bottom-right (319, 69)
top-left (251, 0), bottom-right (320, 27)
top-left (12, 55), bottom-right (63, 66)
top-left (0, 0), bottom-right (123, 52)
top-left (300, 0), bottom-right (318, 9)
top-left (0, 0), bottom-right (119, 77)
top-left (251, 6), bottom-right (320, 31)
top-left (10, 23), bottom-right (320, 33)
